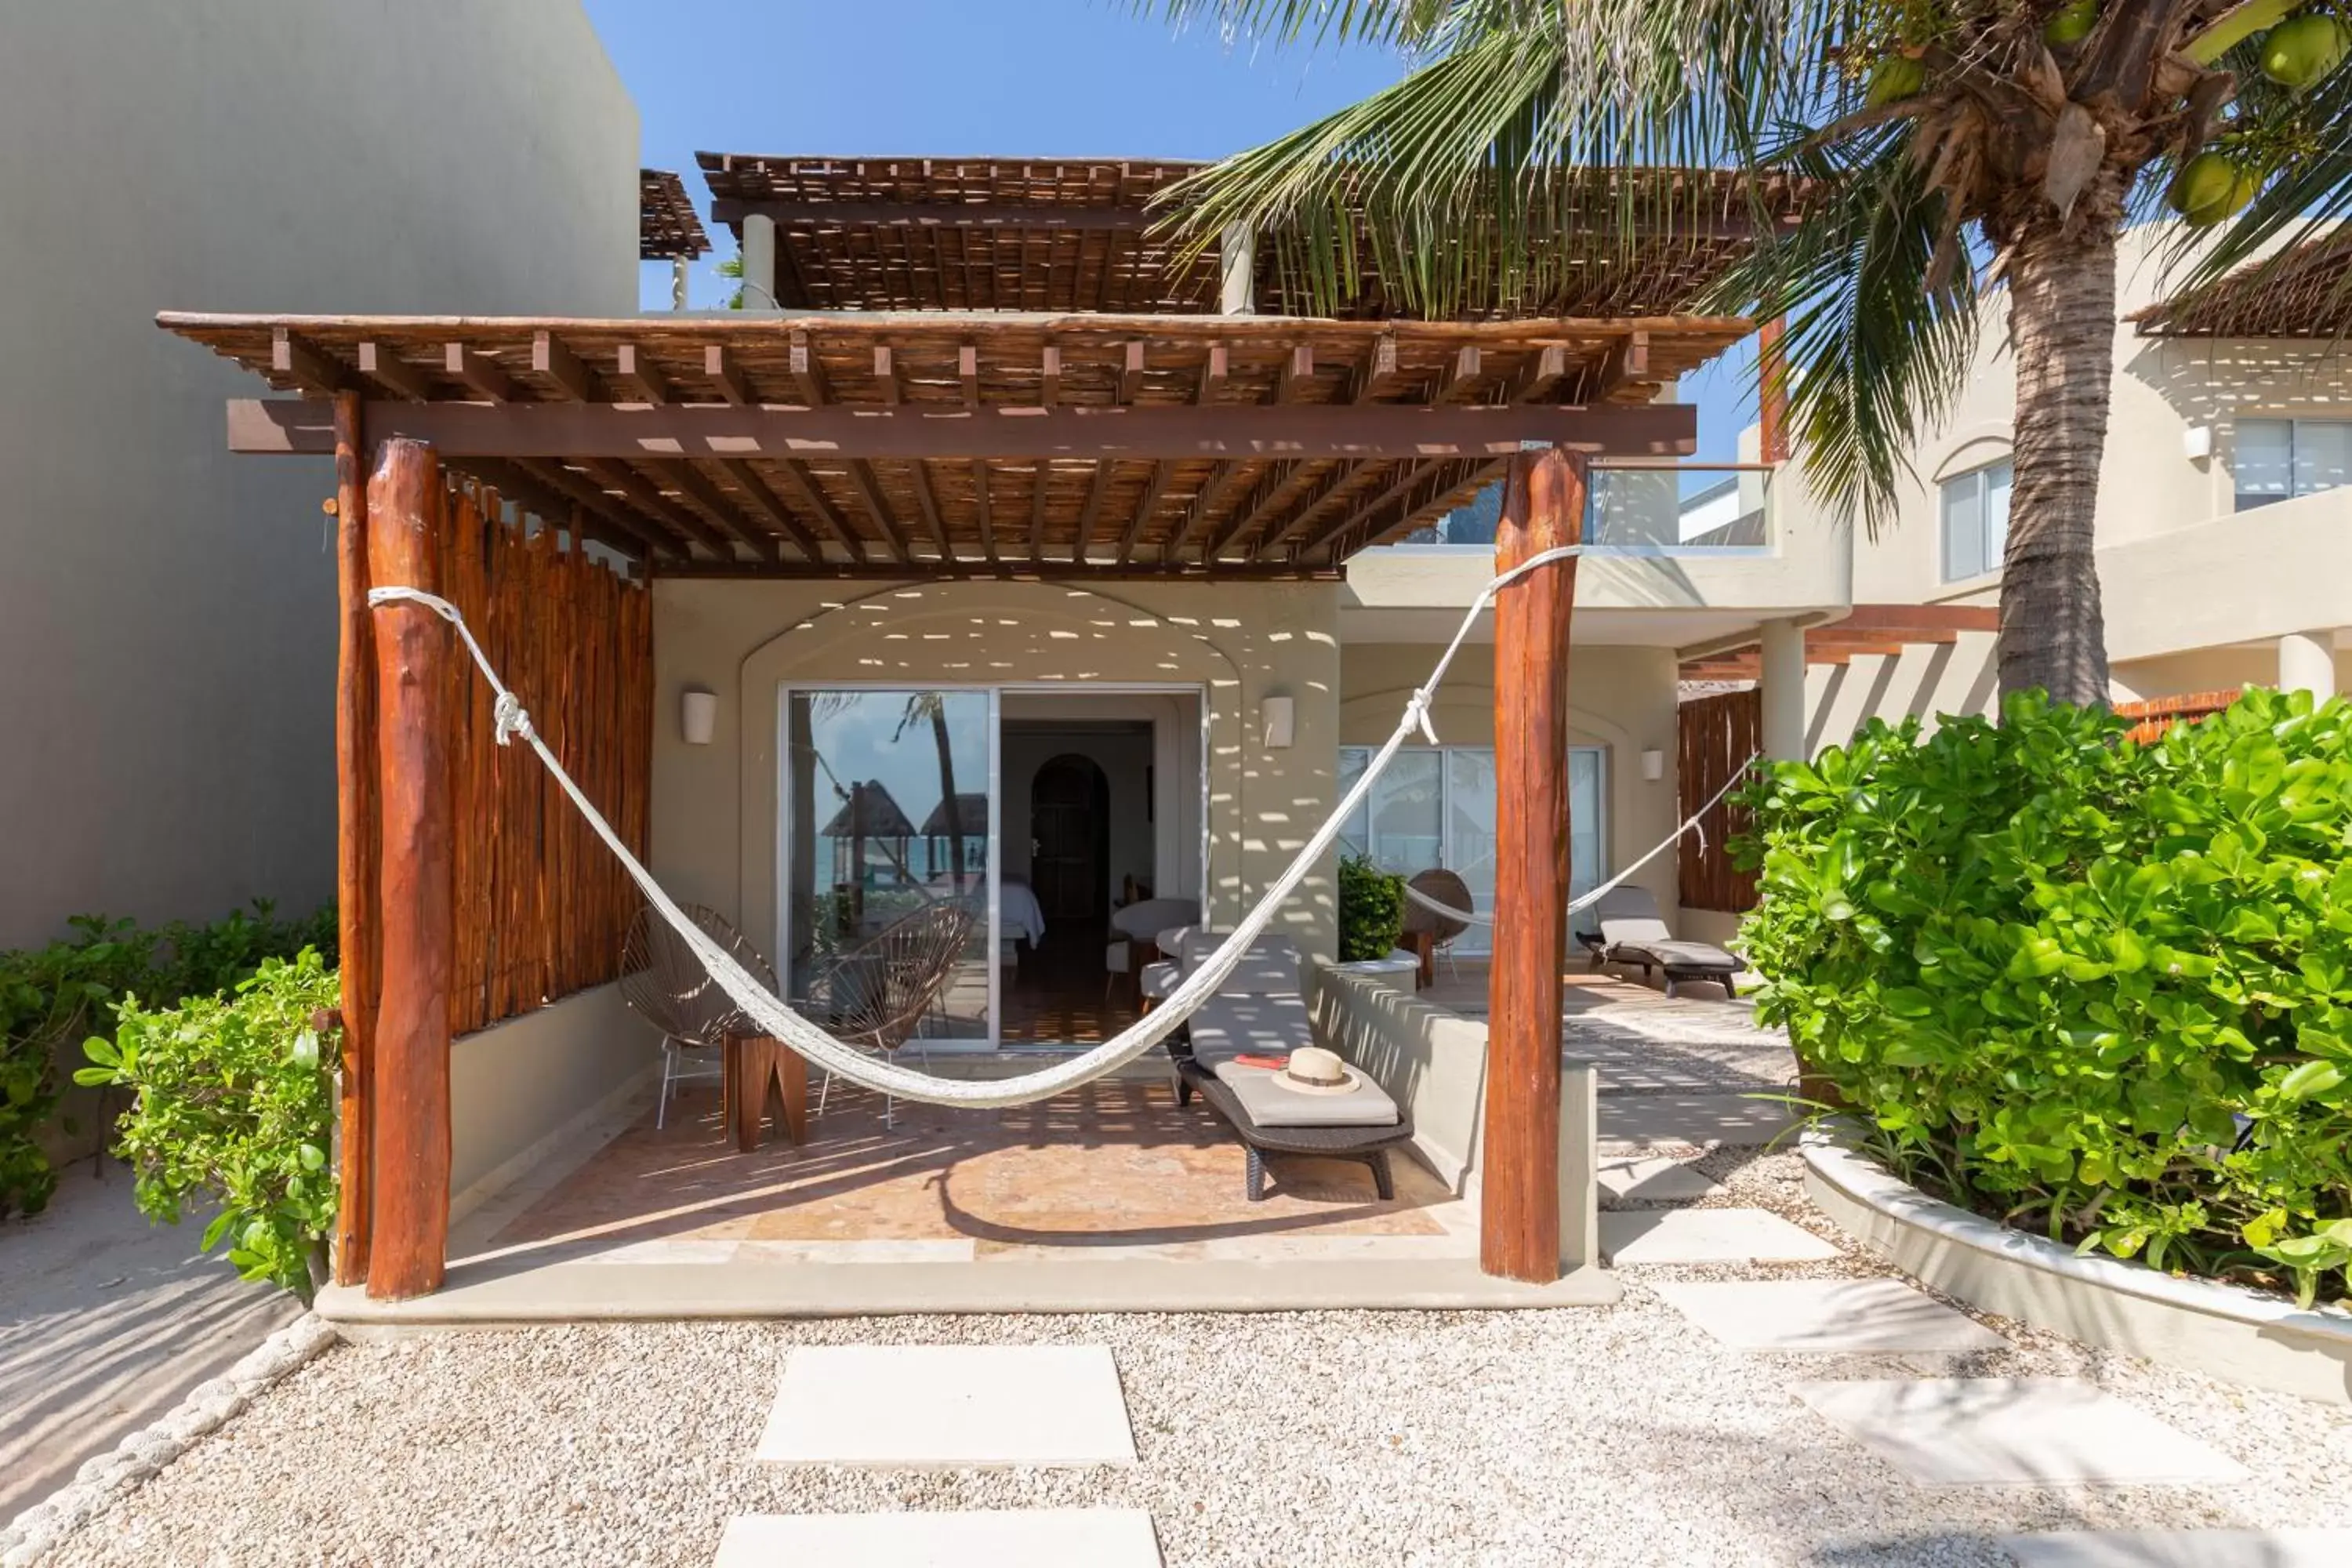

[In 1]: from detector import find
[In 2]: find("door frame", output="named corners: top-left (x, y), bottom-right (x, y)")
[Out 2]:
top-left (777, 680), bottom-right (1208, 1051)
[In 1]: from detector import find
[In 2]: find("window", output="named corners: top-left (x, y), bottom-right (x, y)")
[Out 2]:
top-left (1940, 458), bottom-right (2012, 582)
top-left (1337, 743), bottom-right (1606, 956)
top-left (2235, 419), bottom-right (2352, 510)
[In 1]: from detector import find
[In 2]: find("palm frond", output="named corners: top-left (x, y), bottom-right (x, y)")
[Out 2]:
top-left (1704, 128), bottom-right (1980, 538)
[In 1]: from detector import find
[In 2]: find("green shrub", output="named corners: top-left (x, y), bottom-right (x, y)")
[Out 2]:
top-left (1338, 855), bottom-right (1409, 963)
top-left (78, 949), bottom-right (342, 1299)
top-left (0, 916), bottom-right (158, 1218)
top-left (1738, 688), bottom-right (2352, 1306)
top-left (0, 900), bottom-right (336, 1225)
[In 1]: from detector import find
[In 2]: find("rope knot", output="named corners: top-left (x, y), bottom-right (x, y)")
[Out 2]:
top-left (492, 691), bottom-right (534, 746)
top-left (1404, 686), bottom-right (1440, 744)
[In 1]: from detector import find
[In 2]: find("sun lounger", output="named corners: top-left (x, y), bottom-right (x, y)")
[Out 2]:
top-left (1174, 1056), bottom-right (1413, 1201)
top-left (1577, 886), bottom-right (1743, 998)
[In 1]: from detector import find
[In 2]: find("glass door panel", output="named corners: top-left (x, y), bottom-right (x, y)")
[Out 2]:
top-left (784, 689), bottom-right (993, 1046)
top-left (1568, 746), bottom-right (1606, 904)
top-left (1367, 751), bottom-right (1443, 871)
top-left (1444, 749), bottom-right (1497, 956)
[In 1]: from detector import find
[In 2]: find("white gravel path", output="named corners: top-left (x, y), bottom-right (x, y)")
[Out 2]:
top-left (30, 1150), bottom-right (2352, 1568)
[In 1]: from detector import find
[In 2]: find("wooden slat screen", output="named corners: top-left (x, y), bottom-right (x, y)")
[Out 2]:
top-left (436, 481), bottom-right (652, 1036)
top-left (1677, 688), bottom-right (1761, 914)
top-left (2113, 689), bottom-right (2240, 746)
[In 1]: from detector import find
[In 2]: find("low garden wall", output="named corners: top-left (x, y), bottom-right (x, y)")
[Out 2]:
top-left (448, 982), bottom-right (657, 1221)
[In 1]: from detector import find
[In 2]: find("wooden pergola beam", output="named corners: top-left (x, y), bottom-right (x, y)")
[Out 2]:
top-left (791, 332), bottom-right (911, 564)
top-left (874, 346), bottom-right (954, 558)
top-left (666, 462), bottom-right (782, 564)
top-left (711, 198), bottom-right (1154, 231)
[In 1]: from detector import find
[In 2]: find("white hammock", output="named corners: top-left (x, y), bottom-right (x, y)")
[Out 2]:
top-left (370, 543), bottom-right (1588, 1110)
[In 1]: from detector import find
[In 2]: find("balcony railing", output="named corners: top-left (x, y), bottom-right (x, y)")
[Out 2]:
top-left (1396, 463), bottom-right (1776, 551)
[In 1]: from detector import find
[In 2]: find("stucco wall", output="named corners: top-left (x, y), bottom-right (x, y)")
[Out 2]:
top-left (650, 578), bottom-right (1344, 964)
top-left (1335, 642), bottom-right (1686, 920)
top-left (1786, 222), bottom-right (2352, 749)
top-left (449, 983), bottom-right (655, 1212)
top-left (0, 1), bottom-right (637, 949)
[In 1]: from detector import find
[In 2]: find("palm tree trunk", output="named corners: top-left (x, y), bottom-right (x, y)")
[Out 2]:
top-left (1999, 216), bottom-right (2115, 707)
top-left (929, 706), bottom-right (967, 892)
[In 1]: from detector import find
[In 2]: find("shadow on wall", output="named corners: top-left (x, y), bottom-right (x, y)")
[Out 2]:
top-left (2122, 335), bottom-right (2352, 528)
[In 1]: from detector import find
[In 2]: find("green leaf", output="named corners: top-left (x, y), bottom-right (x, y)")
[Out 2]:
top-left (2277, 1060), bottom-right (2344, 1102)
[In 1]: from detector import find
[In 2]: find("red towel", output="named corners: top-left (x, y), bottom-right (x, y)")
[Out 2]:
top-left (1231, 1052), bottom-right (1290, 1070)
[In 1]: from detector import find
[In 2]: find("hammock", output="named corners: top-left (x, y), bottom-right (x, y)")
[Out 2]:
top-left (368, 542), bottom-right (1670, 1111)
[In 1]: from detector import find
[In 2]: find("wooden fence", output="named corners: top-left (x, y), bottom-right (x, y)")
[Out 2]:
top-left (2112, 689), bottom-right (2240, 746)
top-left (1677, 688), bottom-right (1760, 914)
top-left (435, 481), bottom-right (652, 1036)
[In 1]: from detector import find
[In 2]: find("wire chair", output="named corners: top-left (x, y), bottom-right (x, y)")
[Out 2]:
top-left (1403, 868), bottom-right (1475, 982)
top-left (800, 899), bottom-right (979, 1127)
top-left (619, 903), bottom-right (778, 1131)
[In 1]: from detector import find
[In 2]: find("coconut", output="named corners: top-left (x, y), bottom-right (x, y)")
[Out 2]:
top-left (2168, 151), bottom-right (2261, 226)
top-left (2259, 13), bottom-right (2350, 91)
top-left (2045, 0), bottom-right (2098, 45)
top-left (1865, 55), bottom-right (1928, 109)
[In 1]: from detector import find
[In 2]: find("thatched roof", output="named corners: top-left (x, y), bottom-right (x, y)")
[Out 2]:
top-left (2132, 230), bottom-right (2352, 339)
top-left (639, 169), bottom-right (710, 261)
top-left (820, 782), bottom-right (916, 839)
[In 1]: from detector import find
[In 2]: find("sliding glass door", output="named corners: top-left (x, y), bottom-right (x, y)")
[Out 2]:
top-left (1338, 744), bottom-right (1607, 956)
top-left (782, 688), bottom-right (994, 1045)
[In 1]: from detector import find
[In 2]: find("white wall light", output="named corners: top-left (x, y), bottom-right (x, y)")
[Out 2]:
top-left (1260, 695), bottom-right (1296, 750)
top-left (1640, 748), bottom-right (1666, 782)
top-left (680, 688), bottom-right (718, 746)
top-left (2183, 423), bottom-right (2214, 463)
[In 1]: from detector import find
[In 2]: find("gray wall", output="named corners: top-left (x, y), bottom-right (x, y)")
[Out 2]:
top-left (0, 1), bottom-right (638, 948)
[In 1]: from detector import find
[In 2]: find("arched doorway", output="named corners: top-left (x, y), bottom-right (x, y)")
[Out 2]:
top-left (1029, 753), bottom-right (1109, 924)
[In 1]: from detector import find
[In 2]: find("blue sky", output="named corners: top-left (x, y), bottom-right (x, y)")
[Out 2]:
top-left (580, 0), bottom-right (1755, 459)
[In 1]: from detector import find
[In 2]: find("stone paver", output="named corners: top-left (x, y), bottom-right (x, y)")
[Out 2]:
top-left (1795, 1378), bottom-right (2253, 1487)
top-left (1596, 1092), bottom-right (1798, 1149)
top-left (1599, 1207), bottom-right (1842, 1265)
top-left (713, 1508), bottom-right (1162, 1566)
top-left (1653, 1279), bottom-right (2009, 1354)
top-left (1597, 1154), bottom-right (1725, 1206)
top-left (1997, 1529), bottom-right (2352, 1566)
top-left (755, 1345), bottom-right (1138, 1468)
top-left (0, 1167), bottom-right (299, 1522)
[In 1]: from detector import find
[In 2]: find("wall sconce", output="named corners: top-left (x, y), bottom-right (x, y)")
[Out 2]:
top-left (1259, 695), bottom-right (1296, 750)
top-left (1640, 748), bottom-right (1666, 782)
top-left (2183, 423), bottom-right (2214, 463)
top-left (680, 688), bottom-right (717, 746)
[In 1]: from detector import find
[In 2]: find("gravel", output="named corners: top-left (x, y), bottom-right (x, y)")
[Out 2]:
top-left (30, 1198), bottom-right (2352, 1568)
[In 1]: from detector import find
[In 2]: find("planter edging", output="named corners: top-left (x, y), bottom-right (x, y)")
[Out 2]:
top-left (1800, 1125), bottom-right (2352, 1409)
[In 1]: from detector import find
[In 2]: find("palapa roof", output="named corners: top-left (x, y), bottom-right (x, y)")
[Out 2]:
top-left (697, 153), bottom-right (1804, 319)
top-left (2133, 229), bottom-right (2352, 339)
top-left (918, 793), bottom-right (988, 837)
top-left (821, 782), bottom-right (916, 840)
top-left (164, 308), bottom-right (1743, 576)
top-left (639, 169), bottom-right (710, 261)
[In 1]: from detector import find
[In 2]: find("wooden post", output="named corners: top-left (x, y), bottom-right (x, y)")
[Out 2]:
top-left (365, 437), bottom-right (454, 1301)
top-left (1483, 448), bottom-right (1584, 1282)
top-left (332, 394), bottom-right (379, 1287)
top-left (1758, 316), bottom-right (1791, 466)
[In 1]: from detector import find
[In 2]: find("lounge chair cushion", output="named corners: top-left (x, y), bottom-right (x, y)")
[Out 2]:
top-left (1166, 930), bottom-right (1301, 994)
top-left (1212, 1059), bottom-right (1400, 1128)
top-left (1613, 937), bottom-right (1740, 974)
top-left (1139, 960), bottom-right (1179, 1000)
top-left (1185, 993), bottom-right (1315, 1062)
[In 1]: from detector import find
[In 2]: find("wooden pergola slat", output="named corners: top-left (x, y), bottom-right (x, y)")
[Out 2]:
top-left (169, 310), bottom-right (1744, 575)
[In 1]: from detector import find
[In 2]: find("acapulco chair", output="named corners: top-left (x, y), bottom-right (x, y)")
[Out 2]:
top-left (619, 903), bottom-right (778, 1131)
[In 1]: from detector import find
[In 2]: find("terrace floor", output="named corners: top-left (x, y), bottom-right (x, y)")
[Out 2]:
top-left (324, 970), bottom-right (1775, 1327)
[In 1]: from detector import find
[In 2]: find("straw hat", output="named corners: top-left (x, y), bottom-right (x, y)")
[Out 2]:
top-left (1272, 1045), bottom-right (1362, 1095)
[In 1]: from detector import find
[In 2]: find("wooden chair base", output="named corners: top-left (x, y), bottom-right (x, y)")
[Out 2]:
top-left (720, 1031), bottom-right (808, 1152)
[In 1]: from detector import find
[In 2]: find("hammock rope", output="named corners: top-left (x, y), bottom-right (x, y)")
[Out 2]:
top-left (368, 542), bottom-right (1604, 1110)
top-left (1396, 758), bottom-right (1759, 927)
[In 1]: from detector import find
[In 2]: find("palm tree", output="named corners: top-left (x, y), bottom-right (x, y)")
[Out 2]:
top-left (1152, 1), bottom-right (2352, 706)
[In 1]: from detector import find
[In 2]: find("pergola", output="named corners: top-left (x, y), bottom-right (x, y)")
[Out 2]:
top-left (168, 311), bottom-right (1735, 576)
top-left (1678, 604), bottom-right (2004, 681)
top-left (2132, 228), bottom-right (2352, 339)
top-left (160, 153), bottom-right (1801, 1305)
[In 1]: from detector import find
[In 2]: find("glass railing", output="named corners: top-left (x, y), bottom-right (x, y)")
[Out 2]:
top-left (1395, 464), bottom-right (1776, 550)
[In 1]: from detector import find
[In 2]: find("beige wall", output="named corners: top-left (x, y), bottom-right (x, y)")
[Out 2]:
top-left (1337, 642), bottom-right (1686, 920)
top-left (1789, 222), bottom-right (2352, 749)
top-left (0, 1), bottom-right (637, 948)
top-left (449, 983), bottom-right (653, 1210)
top-left (651, 578), bottom-right (1343, 964)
